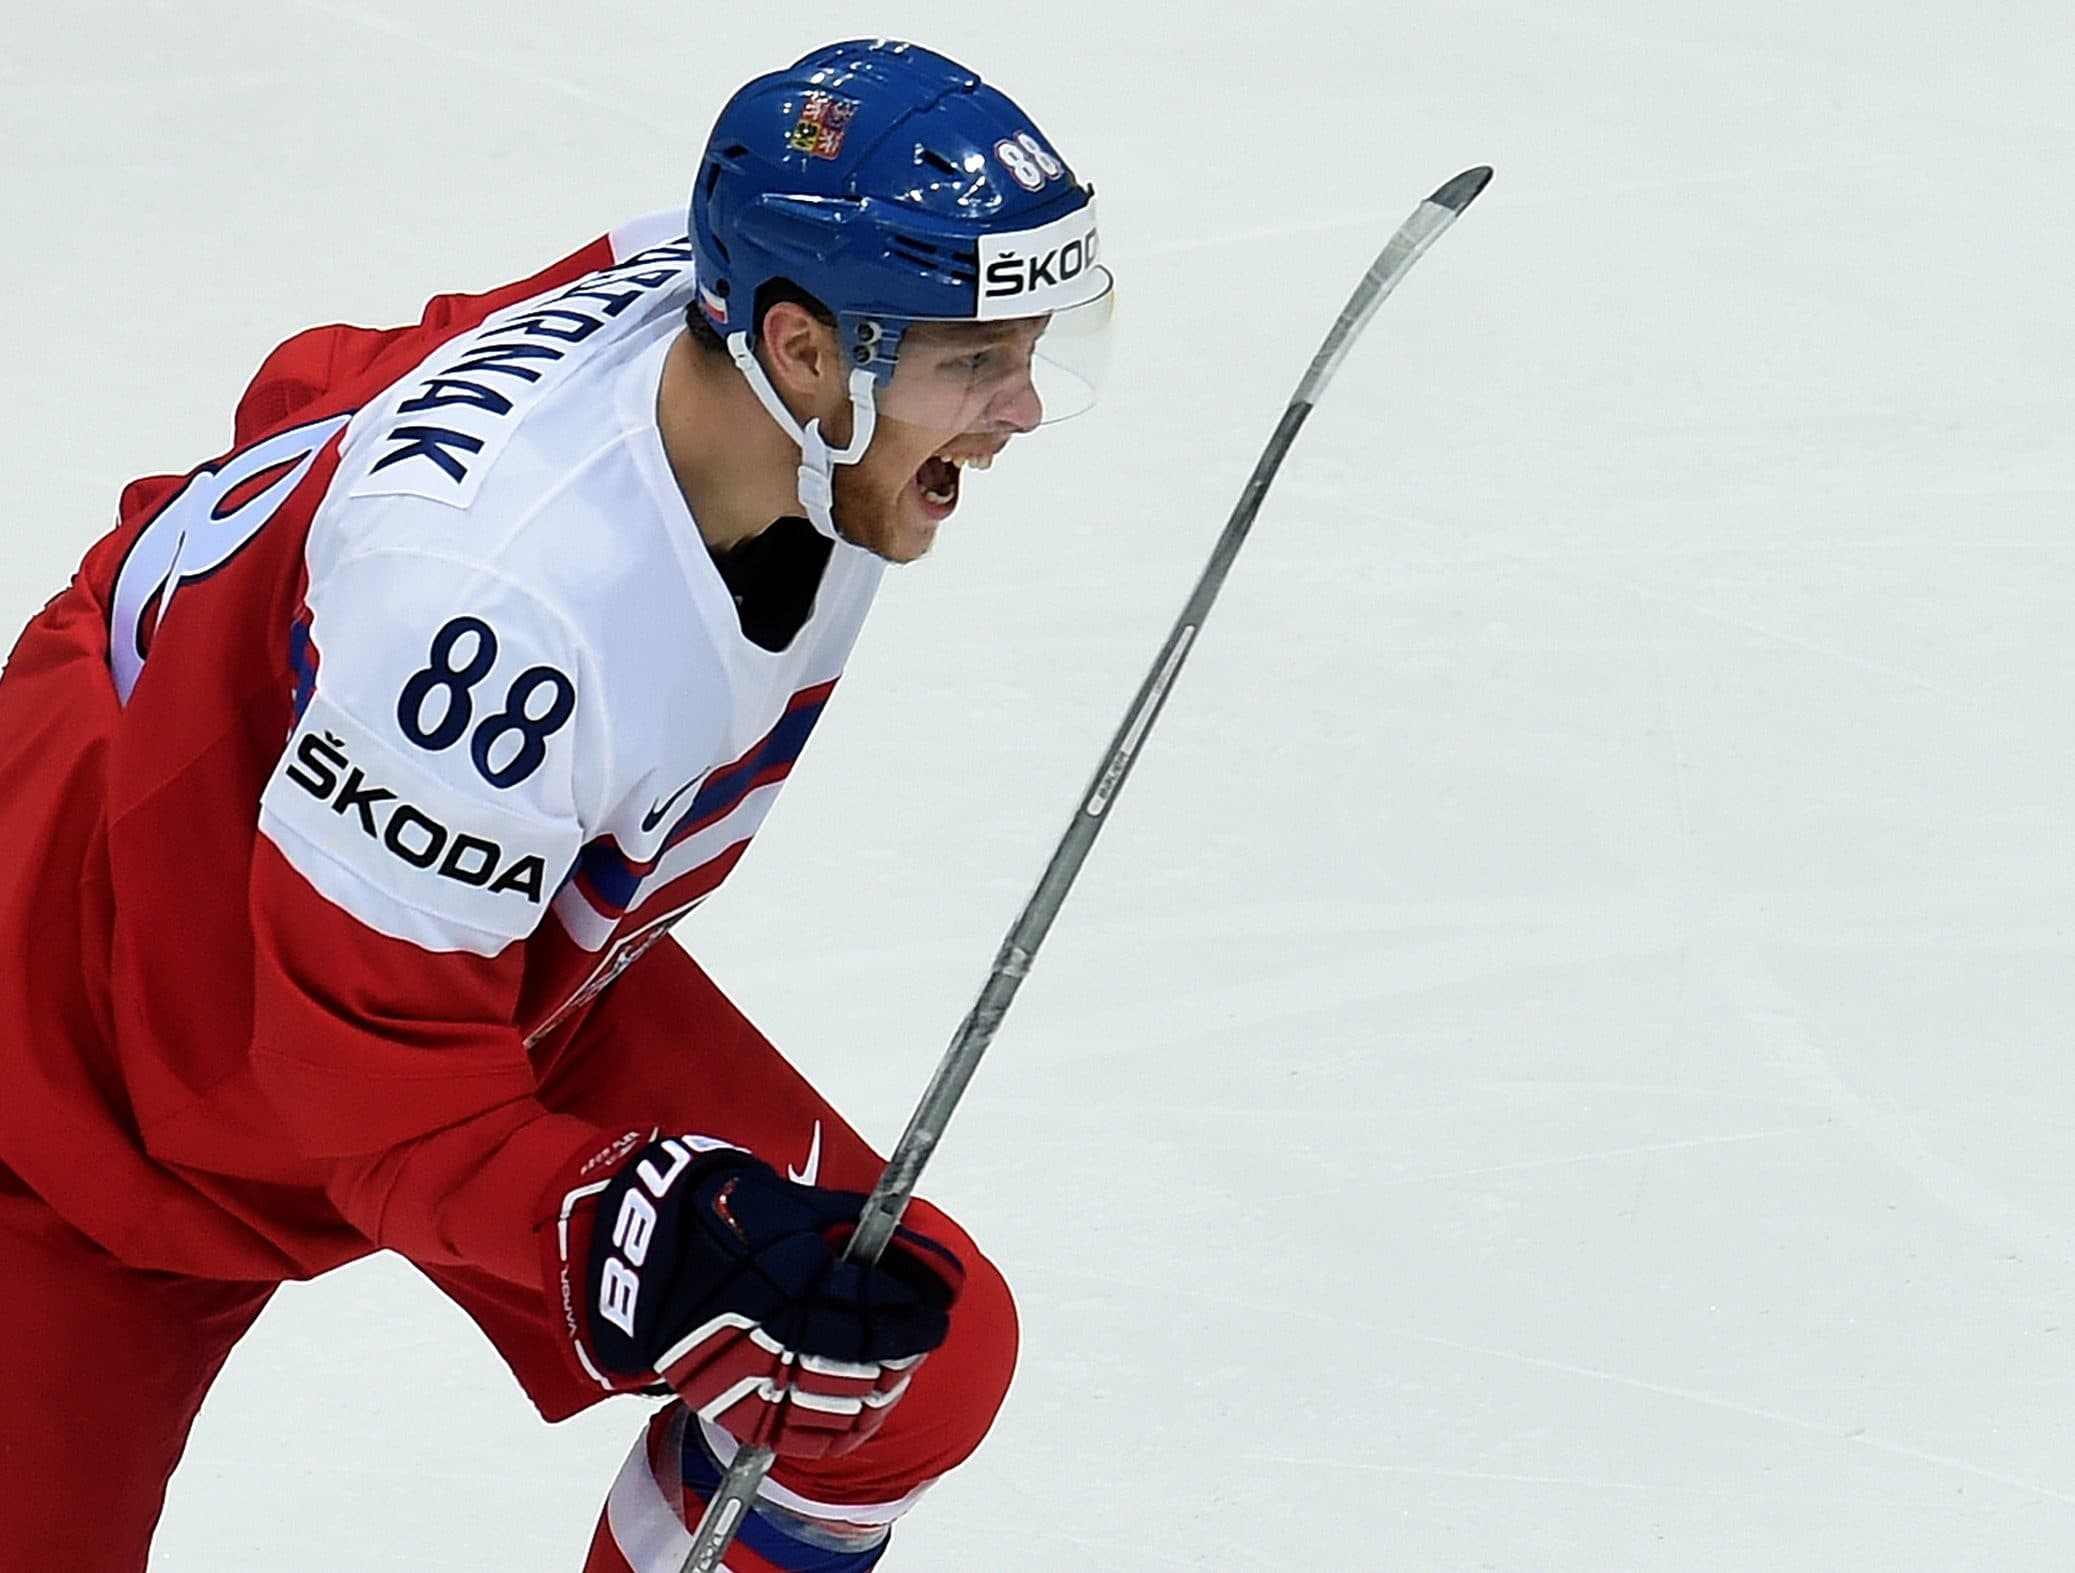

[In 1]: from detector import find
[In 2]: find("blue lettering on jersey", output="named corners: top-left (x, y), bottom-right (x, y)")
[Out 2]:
top-left (368, 424), bottom-right (486, 482)
top-left (395, 377), bottom-right (515, 417)
top-left (502, 307), bottom-right (606, 345)
top-left (446, 342), bottom-right (563, 383)
top-left (354, 241), bottom-right (698, 505)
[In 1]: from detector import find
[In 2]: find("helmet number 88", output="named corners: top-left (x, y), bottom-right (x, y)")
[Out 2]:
top-left (995, 133), bottom-right (1063, 192)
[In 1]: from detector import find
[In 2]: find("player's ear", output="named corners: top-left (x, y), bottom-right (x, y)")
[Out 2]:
top-left (758, 301), bottom-right (843, 412)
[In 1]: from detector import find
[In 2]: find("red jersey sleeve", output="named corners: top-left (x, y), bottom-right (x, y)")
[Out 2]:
top-left (248, 839), bottom-right (595, 1286)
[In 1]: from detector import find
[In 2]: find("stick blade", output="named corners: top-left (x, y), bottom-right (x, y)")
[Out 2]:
top-left (1427, 165), bottom-right (1494, 214)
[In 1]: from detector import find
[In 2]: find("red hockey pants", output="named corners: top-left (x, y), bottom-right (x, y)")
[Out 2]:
top-left (0, 944), bottom-right (1018, 1571)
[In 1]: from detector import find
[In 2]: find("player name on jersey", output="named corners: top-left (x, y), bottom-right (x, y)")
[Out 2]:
top-left (356, 240), bottom-right (700, 508)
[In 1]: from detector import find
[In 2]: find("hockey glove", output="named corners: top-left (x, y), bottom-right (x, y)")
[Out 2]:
top-left (542, 1131), bottom-right (962, 1460)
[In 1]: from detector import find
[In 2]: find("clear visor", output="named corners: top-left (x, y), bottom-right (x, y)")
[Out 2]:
top-left (858, 267), bottom-right (1114, 437)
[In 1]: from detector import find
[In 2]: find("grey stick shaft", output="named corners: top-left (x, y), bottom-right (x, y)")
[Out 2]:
top-left (677, 164), bottom-right (1491, 1573)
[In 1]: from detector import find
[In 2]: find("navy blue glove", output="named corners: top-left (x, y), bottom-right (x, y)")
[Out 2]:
top-left (543, 1132), bottom-right (961, 1459)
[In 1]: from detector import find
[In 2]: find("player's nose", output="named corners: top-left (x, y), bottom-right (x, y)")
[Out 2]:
top-left (988, 374), bottom-right (1043, 434)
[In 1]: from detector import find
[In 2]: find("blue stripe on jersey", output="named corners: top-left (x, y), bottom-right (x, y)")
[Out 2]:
top-left (288, 612), bottom-right (319, 720)
top-left (674, 691), bottom-right (828, 835)
top-left (573, 681), bottom-right (834, 918)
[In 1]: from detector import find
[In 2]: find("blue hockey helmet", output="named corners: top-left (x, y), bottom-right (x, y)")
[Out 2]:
top-left (690, 40), bottom-right (1112, 435)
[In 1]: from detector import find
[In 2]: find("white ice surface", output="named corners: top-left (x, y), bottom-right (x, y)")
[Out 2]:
top-left (5, 3), bottom-right (2075, 1568)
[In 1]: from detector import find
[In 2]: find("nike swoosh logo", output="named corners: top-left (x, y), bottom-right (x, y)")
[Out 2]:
top-left (788, 1120), bottom-right (823, 1187)
top-left (641, 774), bottom-right (702, 833)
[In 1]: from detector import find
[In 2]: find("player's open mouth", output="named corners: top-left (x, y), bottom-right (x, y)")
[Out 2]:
top-left (914, 449), bottom-right (996, 520)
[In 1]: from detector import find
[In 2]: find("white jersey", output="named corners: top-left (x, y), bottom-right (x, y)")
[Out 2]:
top-left (257, 216), bottom-right (884, 1030)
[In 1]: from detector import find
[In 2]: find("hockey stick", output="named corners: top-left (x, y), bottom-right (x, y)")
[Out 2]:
top-left (676, 164), bottom-right (1493, 1573)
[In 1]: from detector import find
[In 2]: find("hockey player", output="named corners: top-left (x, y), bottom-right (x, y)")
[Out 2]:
top-left (0, 39), bottom-right (1111, 1573)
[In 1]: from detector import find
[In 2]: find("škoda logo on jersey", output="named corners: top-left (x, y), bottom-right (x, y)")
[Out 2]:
top-left (284, 730), bottom-right (548, 903)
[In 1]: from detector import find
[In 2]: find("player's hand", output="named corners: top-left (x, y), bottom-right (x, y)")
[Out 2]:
top-left (542, 1132), bottom-right (961, 1459)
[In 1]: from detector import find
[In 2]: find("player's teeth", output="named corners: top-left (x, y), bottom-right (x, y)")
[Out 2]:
top-left (967, 453), bottom-right (992, 471)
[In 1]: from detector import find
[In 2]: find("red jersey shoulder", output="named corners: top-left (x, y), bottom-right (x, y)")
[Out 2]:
top-left (231, 232), bottom-right (621, 446)
top-left (83, 229), bottom-right (628, 660)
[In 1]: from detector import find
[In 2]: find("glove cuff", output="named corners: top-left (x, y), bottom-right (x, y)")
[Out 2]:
top-left (534, 1127), bottom-right (742, 1394)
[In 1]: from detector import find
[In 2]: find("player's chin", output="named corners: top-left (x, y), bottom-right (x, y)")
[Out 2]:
top-left (873, 471), bottom-right (955, 563)
top-left (836, 456), bottom-right (962, 563)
